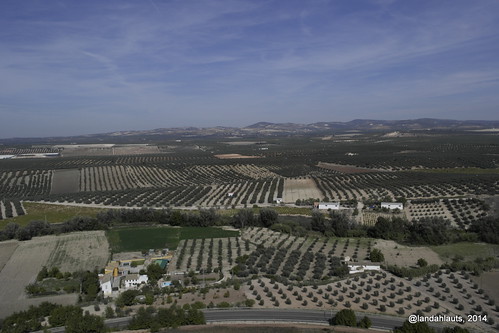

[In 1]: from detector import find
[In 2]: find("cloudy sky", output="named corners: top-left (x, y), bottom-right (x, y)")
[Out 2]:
top-left (1, 0), bottom-right (498, 138)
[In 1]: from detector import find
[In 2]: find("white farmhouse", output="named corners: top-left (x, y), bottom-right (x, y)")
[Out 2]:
top-left (381, 202), bottom-right (403, 210)
top-left (316, 202), bottom-right (340, 210)
top-left (348, 264), bottom-right (381, 274)
top-left (124, 274), bottom-right (148, 289)
top-left (99, 274), bottom-right (113, 296)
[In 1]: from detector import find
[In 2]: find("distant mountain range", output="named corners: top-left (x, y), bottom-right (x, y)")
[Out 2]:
top-left (1, 118), bottom-right (498, 144)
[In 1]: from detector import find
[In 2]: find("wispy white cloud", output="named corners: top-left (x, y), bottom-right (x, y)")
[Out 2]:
top-left (0, 0), bottom-right (498, 137)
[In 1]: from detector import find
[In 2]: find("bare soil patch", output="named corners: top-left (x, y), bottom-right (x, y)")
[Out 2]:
top-left (317, 162), bottom-right (379, 174)
top-left (51, 169), bottom-right (80, 194)
top-left (373, 240), bottom-right (443, 267)
top-left (46, 231), bottom-right (109, 272)
top-left (472, 270), bottom-right (499, 302)
top-left (0, 240), bottom-right (18, 272)
top-left (283, 178), bottom-right (323, 203)
top-left (215, 154), bottom-right (262, 159)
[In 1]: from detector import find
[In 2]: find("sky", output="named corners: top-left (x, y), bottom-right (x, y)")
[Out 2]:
top-left (0, 0), bottom-right (498, 138)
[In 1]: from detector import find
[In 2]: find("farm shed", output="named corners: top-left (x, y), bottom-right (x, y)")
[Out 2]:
top-left (315, 202), bottom-right (340, 210)
top-left (381, 202), bottom-right (403, 210)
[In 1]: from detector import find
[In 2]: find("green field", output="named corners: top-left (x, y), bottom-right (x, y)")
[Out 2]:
top-left (0, 202), bottom-right (105, 229)
top-left (431, 242), bottom-right (499, 261)
top-left (107, 226), bottom-right (240, 252)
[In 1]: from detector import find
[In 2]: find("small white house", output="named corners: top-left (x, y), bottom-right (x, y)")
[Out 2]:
top-left (381, 202), bottom-right (403, 210)
top-left (99, 274), bottom-right (113, 295)
top-left (316, 202), bottom-right (340, 210)
top-left (124, 274), bottom-right (148, 289)
top-left (348, 264), bottom-right (381, 274)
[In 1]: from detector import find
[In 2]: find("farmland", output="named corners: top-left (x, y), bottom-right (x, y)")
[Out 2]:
top-left (0, 231), bottom-right (109, 318)
top-left (163, 227), bottom-right (498, 332)
top-left (0, 132), bottom-right (498, 330)
top-left (0, 134), bottom-right (496, 211)
top-left (51, 169), bottom-right (79, 194)
top-left (430, 242), bottom-right (499, 261)
top-left (107, 226), bottom-right (240, 252)
top-left (0, 202), bottom-right (105, 228)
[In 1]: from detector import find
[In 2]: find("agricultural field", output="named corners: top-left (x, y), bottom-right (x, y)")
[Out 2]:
top-left (170, 236), bottom-right (256, 274)
top-left (163, 226), bottom-right (497, 331)
top-left (0, 134), bottom-right (496, 210)
top-left (45, 231), bottom-right (109, 272)
top-left (430, 242), bottom-right (499, 262)
top-left (240, 271), bottom-right (497, 332)
top-left (283, 178), bottom-right (323, 203)
top-left (241, 227), bottom-right (443, 280)
top-left (51, 168), bottom-right (80, 194)
top-left (0, 199), bottom-right (25, 221)
top-left (107, 226), bottom-right (240, 253)
top-left (0, 231), bottom-right (108, 318)
top-left (362, 211), bottom-right (403, 226)
top-left (406, 198), bottom-right (489, 228)
top-left (0, 169), bottom-right (52, 198)
top-left (317, 162), bottom-right (380, 173)
top-left (373, 240), bottom-right (443, 267)
top-left (163, 270), bottom-right (497, 332)
top-left (0, 202), bottom-right (104, 229)
top-left (57, 144), bottom-right (160, 157)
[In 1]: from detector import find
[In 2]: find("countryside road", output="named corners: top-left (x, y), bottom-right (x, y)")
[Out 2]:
top-left (39, 308), bottom-right (443, 332)
top-left (203, 308), bottom-right (409, 330)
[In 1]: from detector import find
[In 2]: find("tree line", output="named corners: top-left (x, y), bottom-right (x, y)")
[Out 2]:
top-left (0, 206), bottom-right (497, 247)
top-left (0, 302), bottom-right (105, 333)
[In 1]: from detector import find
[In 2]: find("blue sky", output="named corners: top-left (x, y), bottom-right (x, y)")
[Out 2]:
top-left (1, 0), bottom-right (498, 138)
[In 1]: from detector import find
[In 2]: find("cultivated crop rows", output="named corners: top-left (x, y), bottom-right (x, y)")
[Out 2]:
top-left (0, 170), bottom-right (52, 199)
top-left (0, 154), bottom-right (219, 172)
top-left (170, 237), bottom-right (256, 274)
top-left (0, 200), bottom-right (25, 220)
top-left (244, 271), bottom-right (496, 332)
top-left (314, 172), bottom-right (498, 201)
top-left (0, 147), bottom-right (59, 155)
top-left (241, 228), bottom-right (371, 282)
top-left (407, 198), bottom-right (489, 229)
top-left (79, 164), bottom-right (279, 191)
top-left (47, 176), bottom-right (285, 207)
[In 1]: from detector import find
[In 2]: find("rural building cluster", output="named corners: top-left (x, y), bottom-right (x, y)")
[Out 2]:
top-left (99, 251), bottom-right (172, 296)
